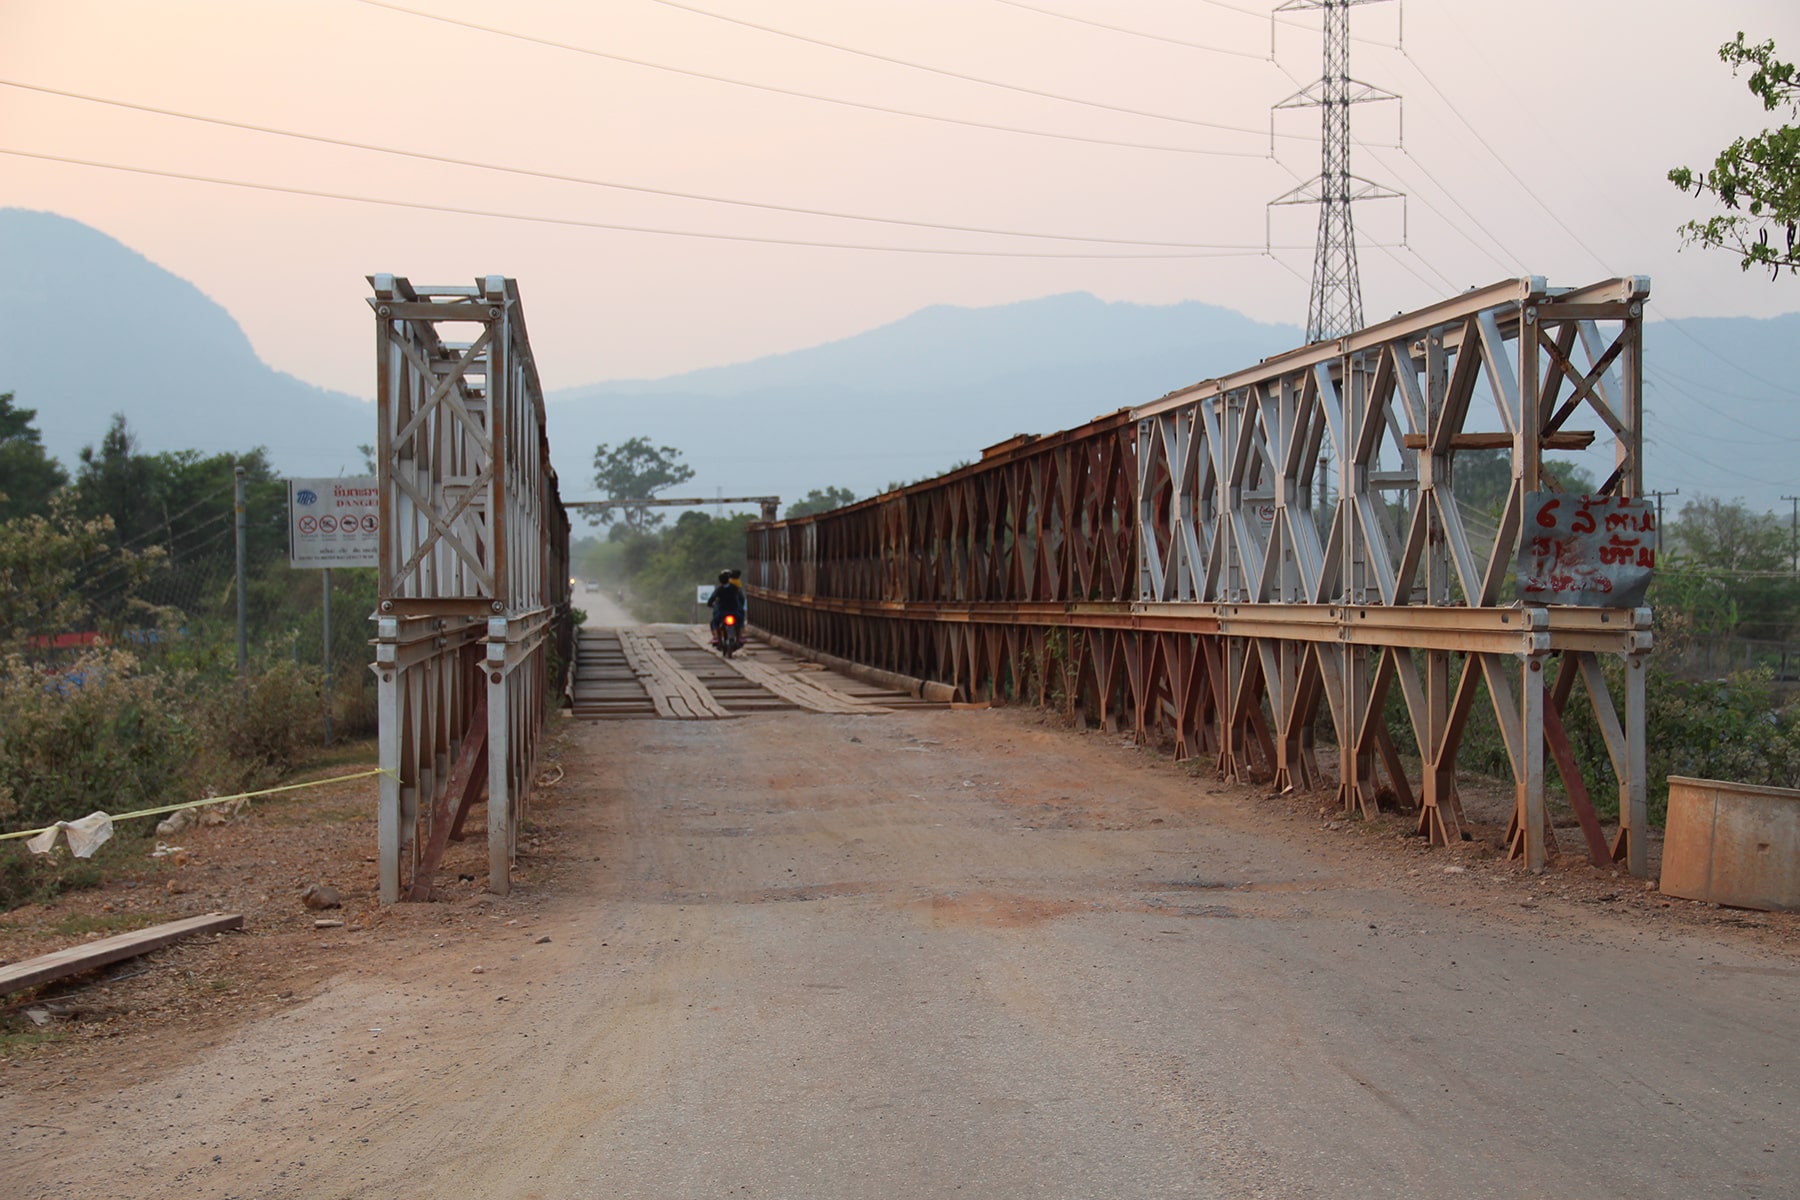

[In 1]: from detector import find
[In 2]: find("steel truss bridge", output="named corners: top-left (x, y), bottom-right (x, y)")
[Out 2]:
top-left (370, 276), bottom-right (571, 904)
top-left (748, 277), bottom-right (1655, 876)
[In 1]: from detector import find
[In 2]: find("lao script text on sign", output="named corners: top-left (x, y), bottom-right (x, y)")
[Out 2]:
top-left (1517, 492), bottom-right (1654, 608)
top-left (289, 477), bottom-right (379, 569)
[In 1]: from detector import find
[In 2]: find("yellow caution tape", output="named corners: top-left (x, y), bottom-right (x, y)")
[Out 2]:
top-left (0, 767), bottom-right (389, 843)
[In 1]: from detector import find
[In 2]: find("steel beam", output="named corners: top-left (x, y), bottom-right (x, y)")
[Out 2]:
top-left (752, 276), bottom-right (1654, 875)
top-left (371, 276), bottom-right (571, 903)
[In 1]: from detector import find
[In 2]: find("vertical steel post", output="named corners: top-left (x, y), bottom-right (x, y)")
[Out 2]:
top-left (322, 567), bottom-right (334, 746)
top-left (487, 618), bottom-right (510, 896)
top-left (234, 465), bottom-right (248, 676)
top-left (376, 618), bottom-right (401, 905)
top-left (1521, 652), bottom-right (1549, 871)
top-left (1624, 648), bottom-right (1649, 876)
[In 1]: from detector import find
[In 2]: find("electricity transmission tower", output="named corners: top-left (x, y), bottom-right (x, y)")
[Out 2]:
top-left (1268, 0), bottom-right (1403, 342)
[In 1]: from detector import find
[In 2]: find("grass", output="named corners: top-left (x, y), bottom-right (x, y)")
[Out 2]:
top-left (49, 911), bottom-right (156, 939)
top-left (0, 1026), bottom-right (67, 1052)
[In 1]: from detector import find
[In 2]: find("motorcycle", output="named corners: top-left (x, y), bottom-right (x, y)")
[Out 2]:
top-left (716, 611), bottom-right (745, 659)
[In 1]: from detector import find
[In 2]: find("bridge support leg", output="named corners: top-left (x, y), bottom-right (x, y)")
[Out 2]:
top-left (377, 658), bottom-right (401, 905)
top-left (487, 631), bottom-right (511, 897)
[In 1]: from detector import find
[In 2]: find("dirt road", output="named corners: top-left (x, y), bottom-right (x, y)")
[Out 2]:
top-left (4, 665), bottom-right (1797, 1198)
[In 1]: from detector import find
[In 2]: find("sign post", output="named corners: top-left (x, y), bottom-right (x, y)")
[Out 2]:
top-left (289, 478), bottom-right (380, 744)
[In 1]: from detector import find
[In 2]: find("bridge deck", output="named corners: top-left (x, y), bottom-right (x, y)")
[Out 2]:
top-left (572, 626), bottom-right (926, 720)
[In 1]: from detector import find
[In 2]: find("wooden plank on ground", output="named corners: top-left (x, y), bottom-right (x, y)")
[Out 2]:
top-left (0, 912), bottom-right (244, 996)
top-left (687, 630), bottom-right (891, 714)
top-left (619, 630), bottom-right (733, 719)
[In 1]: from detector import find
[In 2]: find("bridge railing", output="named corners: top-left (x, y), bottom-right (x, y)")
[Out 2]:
top-left (749, 276), bottom-right (1652, 875)
top-left (370, 275), bottom-right (571, 903)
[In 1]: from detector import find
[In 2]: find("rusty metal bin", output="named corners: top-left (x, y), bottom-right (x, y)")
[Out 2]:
top-left (1660, 776), bottom-right (1800, 911)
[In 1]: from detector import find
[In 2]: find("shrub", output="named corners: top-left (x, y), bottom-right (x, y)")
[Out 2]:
top-left (202, 658), bottom-right (325, 788)
top-left (0, 648), bottom-right (198, 831)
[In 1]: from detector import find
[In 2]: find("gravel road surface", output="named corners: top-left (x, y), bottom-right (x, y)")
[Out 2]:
top-left (4, 697), bottom-right (1795, 1199)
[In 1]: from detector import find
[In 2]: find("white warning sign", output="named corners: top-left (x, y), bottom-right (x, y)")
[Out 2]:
top-left (289, 477), bottom-right (380, 569)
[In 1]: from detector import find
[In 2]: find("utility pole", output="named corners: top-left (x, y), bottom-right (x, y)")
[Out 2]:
top-left (1784, 494), bottom-right (1799, 575)
top-left (1268, 0), bottom-right (1403, 342)
top-left (1645, 488), bottom-right (1679, 560)
top-left (233, 465), bottom-right (248, 677)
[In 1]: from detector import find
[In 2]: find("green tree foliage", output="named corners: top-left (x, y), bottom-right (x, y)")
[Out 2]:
top-left (1449, 451), bottom-right (1598, 518)
top-left (1653, 496), bottom-right (1800, 641)
top-left (590, 438), bottom-right (694, 535)
top-left (0, 498), bottom-right (157, 645)
top-left (67, 416), bottom-right (287, 630)
top-left (1669, 33), bottom-right (1800, 277)
top-left (0, 393), bottom-right (69, 521)
top-left (613, 512), bottom-right (751, 622)
top-left (785, 486), bottom-right (856, 519)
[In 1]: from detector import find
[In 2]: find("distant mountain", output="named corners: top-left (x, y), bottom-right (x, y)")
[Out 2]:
top-left (3, 208), bottom-right (1795, 517)
top-left (548, 297), bottom-right (1800, 518)
top-left (547, 294), bottom-right (1306, 508)
top-left (0, 208), bottom-right (371, 476)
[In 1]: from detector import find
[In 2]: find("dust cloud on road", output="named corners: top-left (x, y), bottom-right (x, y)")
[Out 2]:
top-left (5, 698), bottom-right (1796, 1199)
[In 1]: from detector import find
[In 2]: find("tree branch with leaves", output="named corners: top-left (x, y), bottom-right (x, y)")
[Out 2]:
top-left (1670, 33), bottom-right (1800, 278)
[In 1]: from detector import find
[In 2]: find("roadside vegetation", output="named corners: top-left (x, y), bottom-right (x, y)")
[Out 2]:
top-left (0, 396), bottom-right (374, 908)
top-left (577, 439), bottom-right (859, 623)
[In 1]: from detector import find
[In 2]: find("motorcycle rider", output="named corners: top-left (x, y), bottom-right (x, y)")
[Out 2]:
top-left (709, 569), bottom-right (744, 646)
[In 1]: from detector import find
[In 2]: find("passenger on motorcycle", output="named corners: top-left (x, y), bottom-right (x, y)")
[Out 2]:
top-left (727, 568), bottom-right (748, 625)
top-left (709, 569), bottom-right (744, 645)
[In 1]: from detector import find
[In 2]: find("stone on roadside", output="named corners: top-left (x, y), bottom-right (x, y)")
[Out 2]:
top-left (301, 884), bottom-right (342, 910)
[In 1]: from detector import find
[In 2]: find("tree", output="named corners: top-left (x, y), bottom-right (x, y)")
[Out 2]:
top-left (0, 393), bottom-right (69, 522)
top-left (1657, 497), bottom-right (1800, 642)
top-left (0, 497), bottom-right (155, 644)
top-left (1669, 33), bottom-right (1800, 277)
top-left (785, 486), bottom-right (856, 519)
top-left (591, 438), bottom-right (694, 534)
top-left (72, 415), bottom-right (160, 546)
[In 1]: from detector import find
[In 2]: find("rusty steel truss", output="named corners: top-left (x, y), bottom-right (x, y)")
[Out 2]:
top-left (370, 275), bottom-right (571, 903)
top-left (749, 276), bottom-right (1653, 874)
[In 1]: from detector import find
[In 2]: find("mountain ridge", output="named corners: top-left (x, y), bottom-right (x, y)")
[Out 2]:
top-left (4, 209), bottom-right (1798, 514)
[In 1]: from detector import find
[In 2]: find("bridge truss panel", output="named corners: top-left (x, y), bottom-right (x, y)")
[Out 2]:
top-left (370, 275), bottom-right (571, 904)
top-left (748, 277), bottom-right (1653, 876)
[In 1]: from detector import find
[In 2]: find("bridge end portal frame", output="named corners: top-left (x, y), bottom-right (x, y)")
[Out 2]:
top-left (370, 275), bottom-right (571, 904)
top-left (749, 276), bottom-right (1653, 875)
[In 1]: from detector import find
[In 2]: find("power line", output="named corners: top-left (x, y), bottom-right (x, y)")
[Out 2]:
top-left (1361, 144), bottom-right (1521, 274)
top-left (1648, 357), bottom-right (1796, 408)
top-left (1645, 365), bottom-right (1800, 442)
top-left (0, 77), bottom-right (1270, 252)
top-left (0, 145), bottom-right (1275, 260)
top-left (644, 0), bottom-right (1302, 140)
top-left (1396, 48), bottom-right (1611, 275)
top-left (1649, 302), bottom-right (1800, 395)
top-left (985, 0), bottom-right (1269, 61)
top-left (355, 0), bottom-right (1275, 158)
top-left (1199, 0), bottom-right (1400, 48)
top-left (1367, 237), bottom-right (1451, 295)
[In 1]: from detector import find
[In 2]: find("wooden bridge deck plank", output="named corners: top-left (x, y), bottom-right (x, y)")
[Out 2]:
top-left (684, 630), bottom-right (892, 714)
top-left (619, 630), bottom-right (733, 719)
top-left (0, 912), bottom-right (243, 996)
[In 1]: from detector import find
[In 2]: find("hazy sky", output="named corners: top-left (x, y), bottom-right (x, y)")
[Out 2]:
top-left (4, 0), bottom-right (1798, 403)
